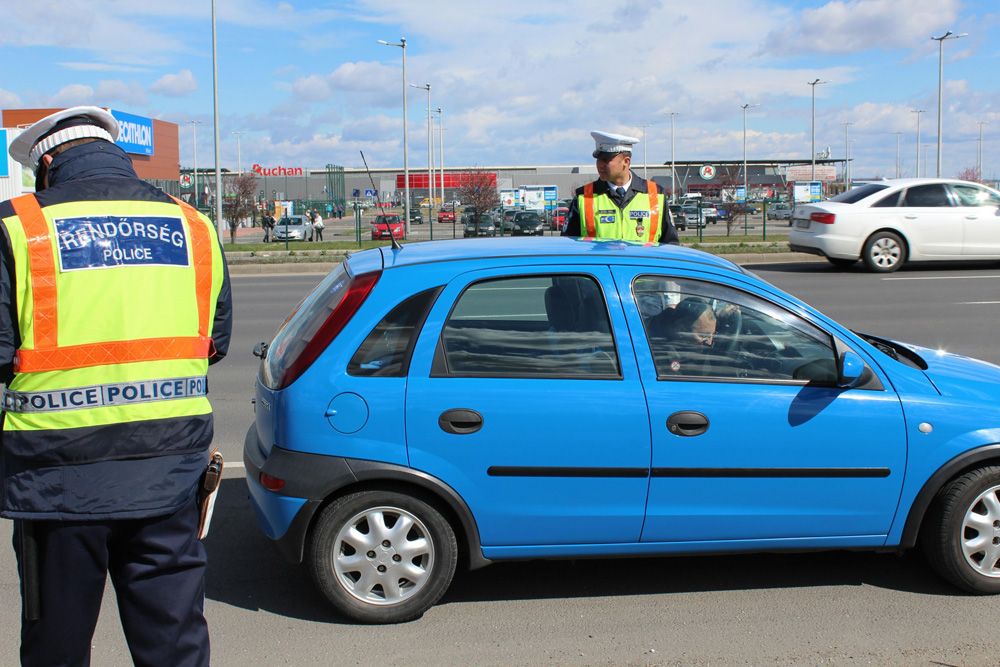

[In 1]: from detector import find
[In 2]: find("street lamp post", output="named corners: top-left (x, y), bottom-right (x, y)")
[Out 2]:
top-left (843, 121), bottom-right (853, 189)
top-left (666, 112), bottom-right (678, 202)
top-left (893, 132), bottom-right (903, 178)
top-left (639, 123), bottom-right (650, 179)
top-left (911, 109), bottom-right (924, 178)
top-left (741, 103), bottom-right (758, 234)
top-left (232, 131), bottom-right (243, 174)
top-left (434, 107), bottom-right (444, 207)
top-left (808, 79), bottom-right (827, 180)
top-left (210, 0), bottom-right (223, 239)
top-left (932, 31), bottom-right (967, 178)
top-left (410, 83), bottom-right (432, 238)
top-left (377, 38), bottom-right (410, 235)
top-left (977, 121), bottom-right (988, 181)
top-left (189, 120), bottom-right (202, 209)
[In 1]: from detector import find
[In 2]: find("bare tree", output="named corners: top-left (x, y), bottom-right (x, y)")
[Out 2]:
top-left (224, 173), bottom-right (259, 244)
top-left (957, 166), bottom-right (983, 183)
top-left (457, 169), bottom-right (499, 235)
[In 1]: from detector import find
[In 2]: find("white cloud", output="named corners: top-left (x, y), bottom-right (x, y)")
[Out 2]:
top-left (762, 0), bottom-right (961, 55)
top-left (59, 62), bottom-right (152, 73)
top-left (151, 69), bottom-right (198, 97)
top-left (49, 80), bottom-right (148, 107)
top-left (0, 88), bottom-right (21, 107)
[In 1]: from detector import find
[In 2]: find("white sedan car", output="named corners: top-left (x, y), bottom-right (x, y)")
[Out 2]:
top-left (789, 178), bottom-right (1000, 272)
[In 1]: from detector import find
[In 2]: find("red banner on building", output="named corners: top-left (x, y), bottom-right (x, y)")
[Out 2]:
top-left (396, 172), bottom-right (497, 189)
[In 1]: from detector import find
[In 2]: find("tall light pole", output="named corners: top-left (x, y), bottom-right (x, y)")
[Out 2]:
top-left (843, 121), bottom-right (853, 189)
top-left (808, 79), bottom-right (827, 180)
top-left (932, 31), bottom-right (967, 177)
top-left (378, 38), bottom-right (410, 234)
top-left (666, 112), bottom-right (678, 202)
top-left (210, 0), bottom-right (223, 239)
top-left (893, 132), bottom-right (903, 178)
top-left (434, 107), bottom-right (444, 206)
top-left (977, 120), bottom-right (988, 181)
top-left (231, 131), bottom-right (243, 174)
top-left (410, 83), bottom-right (433, 229)
top-left (741, 104), bottom-right (758, 233)
top-left (911, 109), bottom-right (924, 177)
top-left (639, 123), bottom-right (650, 179)
top-left (189, 120), bottom-right (202, 209)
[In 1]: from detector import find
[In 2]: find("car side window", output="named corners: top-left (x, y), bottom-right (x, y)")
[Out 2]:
top-left (634, 276), bottom-right (838, 383)
top-left (435, 275), bottom-right (620, 378)
top-left (349, 288), bottom-right (441, 377)
top-left (952, 184), bottom-right (1000, 207)
top-left (901, 184), bottom-right (953, 207)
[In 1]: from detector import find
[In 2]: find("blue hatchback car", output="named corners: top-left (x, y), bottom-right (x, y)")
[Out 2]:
top-left (245, 237), bottom-right (1000, 623)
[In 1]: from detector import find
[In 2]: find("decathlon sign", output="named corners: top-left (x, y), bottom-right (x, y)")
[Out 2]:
top-left (110, 109), bottom-right (155, 156)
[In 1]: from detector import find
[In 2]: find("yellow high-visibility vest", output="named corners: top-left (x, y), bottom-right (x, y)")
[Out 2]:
top-left (578, 181), bottom-right (664, 243)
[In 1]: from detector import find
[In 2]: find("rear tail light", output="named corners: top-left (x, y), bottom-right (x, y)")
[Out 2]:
top-left (262, 268), bottom-right (381, 389)
top-left (810, 212), bottom-right (836, 225)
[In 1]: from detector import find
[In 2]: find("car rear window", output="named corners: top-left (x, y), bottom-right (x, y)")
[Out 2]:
top-left (349, 288), bottom-right (441, 377)
top-left (434, 275), bottom-right (620, 378)
top-left (830, 183), bottom-right (890, 203)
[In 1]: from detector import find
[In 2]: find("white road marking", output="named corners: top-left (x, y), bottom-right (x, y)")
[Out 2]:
top-left (958, 301), bottom-right (1000, 305)
top-left (883, 275), bottom-right (1000, 281)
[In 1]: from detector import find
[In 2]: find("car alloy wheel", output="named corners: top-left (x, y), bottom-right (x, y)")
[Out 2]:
top-left (923, 466), bottom-right (1000, 593)
top-left (862, 231), bottom-right (905, 273)
top-left (308, 490), bottom-right (457, 623)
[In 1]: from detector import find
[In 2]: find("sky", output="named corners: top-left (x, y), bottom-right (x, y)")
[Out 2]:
top-left (2, 0), bottom-right (998, 180)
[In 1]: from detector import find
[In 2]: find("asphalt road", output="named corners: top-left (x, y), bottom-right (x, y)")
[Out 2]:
top-left (2, 258), bottom-right (1000, 665)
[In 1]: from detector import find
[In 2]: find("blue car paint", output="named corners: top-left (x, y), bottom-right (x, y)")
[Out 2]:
top-left (245, 238), bottom-right (1000, 564)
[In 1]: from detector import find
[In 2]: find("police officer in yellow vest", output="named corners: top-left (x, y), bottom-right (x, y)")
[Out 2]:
top-left (1, 107), bottom-right (231, 666)
top-left (562, 130), bottom-right (679, 244)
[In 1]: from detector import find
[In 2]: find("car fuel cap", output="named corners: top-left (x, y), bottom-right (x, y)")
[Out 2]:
top-left (325, 393), bottom-right (369, 434)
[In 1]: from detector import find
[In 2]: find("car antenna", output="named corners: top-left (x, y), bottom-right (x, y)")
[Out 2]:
top-left (360, 150), bottom-right (402, 250)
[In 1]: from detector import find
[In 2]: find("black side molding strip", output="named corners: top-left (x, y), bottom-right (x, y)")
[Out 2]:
top-left (488, 466), bottom-right (648, 478)
top-left (653, 467), bottom-right (891, 478)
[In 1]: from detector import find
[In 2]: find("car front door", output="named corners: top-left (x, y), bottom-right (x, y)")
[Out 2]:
top-left (950, 183), bottom-right (1000, 257)
top-left (406, 267), bottom-right (651, 548)
top-left (612, 266), bottom-right (907, 545)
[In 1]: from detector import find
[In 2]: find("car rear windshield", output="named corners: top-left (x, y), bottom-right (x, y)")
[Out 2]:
top-left (376, 216), bottom-right (401, 224)
top-left (830, 183), bottom-right (890, 204)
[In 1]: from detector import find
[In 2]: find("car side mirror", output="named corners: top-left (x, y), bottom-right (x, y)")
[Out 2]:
top-left (838, 350), bottom-right (865, 387)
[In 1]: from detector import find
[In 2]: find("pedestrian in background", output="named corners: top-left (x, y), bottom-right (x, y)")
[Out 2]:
top-left (562, 131), bottom-right (678, 244)
top-left (312, 210), bottom-right (325, 241)
top-left (1, 106), bottom-right (232, 667)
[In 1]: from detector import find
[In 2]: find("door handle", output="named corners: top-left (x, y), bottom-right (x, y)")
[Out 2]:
top-left (438, 409), bottom-right (484, 435)
top-left (666, 411), bottom-right (709, 437)
top-left (903, 214), bottom-right (918, 219)
top-left (965, 215), bottom-right (978, 220)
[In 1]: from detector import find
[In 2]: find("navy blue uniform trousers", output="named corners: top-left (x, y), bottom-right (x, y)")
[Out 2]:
top-left (12, 497), bottom-right (209, 667)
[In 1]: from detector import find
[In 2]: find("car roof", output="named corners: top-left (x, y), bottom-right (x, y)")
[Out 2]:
top-left (355, 237), bottom-right (743, 274)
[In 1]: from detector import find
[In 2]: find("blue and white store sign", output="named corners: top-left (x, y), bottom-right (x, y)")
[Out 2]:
top-left (110, 110), bottom-right (155, 156)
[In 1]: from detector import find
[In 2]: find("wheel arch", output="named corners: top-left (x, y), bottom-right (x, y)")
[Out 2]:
top-left (900, 443), bottom-right (1000, 548)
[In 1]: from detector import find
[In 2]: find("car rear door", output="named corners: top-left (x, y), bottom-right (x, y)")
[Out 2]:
top-left (405, 266), bottom-right (652, 548)
top-left (611, 266), bottom-right (907, 545)
top-left (896, 183), bottom-right (964, 256)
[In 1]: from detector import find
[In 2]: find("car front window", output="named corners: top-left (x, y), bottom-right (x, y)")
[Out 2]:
top-left (633, 276), bottom-right (838, 383)
top-left (952, 184), bottom-right (1000, 207)
top-left (437, 275), bottom-right (620, 378)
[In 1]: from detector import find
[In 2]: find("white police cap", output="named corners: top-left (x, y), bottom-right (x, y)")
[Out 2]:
top-left (9, 106), bottom-right (119, 171)
top-left (591, 130), bottom-right (639, 158)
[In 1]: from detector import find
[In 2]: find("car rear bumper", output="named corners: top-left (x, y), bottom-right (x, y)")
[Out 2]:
top-left (788, 228), bottom-right (862, 260)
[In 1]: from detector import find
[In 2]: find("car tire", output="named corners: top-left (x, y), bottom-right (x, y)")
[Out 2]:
top-left (922, 466), bottom-right (1000, 594)
top-left (826, 257), bottom-right (858, 269)
top-left (307, 490), bottom-right (458, 624)
top-left (862, 231), bottom-right (906, 272)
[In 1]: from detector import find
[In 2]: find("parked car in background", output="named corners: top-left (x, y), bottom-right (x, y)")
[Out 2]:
top-left (409, 210), bottom-right (424, 225)
top-left (549, 207), bottom-right (569, 232)
top-left (371, 214), bottom-right (405, 240)
top-left (273, 214), bottom-right (311, 241)
top-left (681, 204), bottom-right (706, 228)
top-left (701, 203), bottom-right (719, 223)
top-left (767, 202), bottom-right (793, 221)
top-left (438, 208), bottom-right (456, 223)
top-left (668, 204), bottom-right (688, 231)
top-left (789, 178), bottom-right (1000, 272)
top-left (511, 211), bottom-right (545, 236)
top-left (247, 236), bottom-right (1000, 624)
top-left (462, 213), bottom-right (497, 237)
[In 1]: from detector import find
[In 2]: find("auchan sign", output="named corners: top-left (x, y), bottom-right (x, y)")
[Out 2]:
top-left (252, 164), bottom-right (304, 176)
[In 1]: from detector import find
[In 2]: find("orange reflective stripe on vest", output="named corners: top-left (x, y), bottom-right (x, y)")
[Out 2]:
top-left (646, 180), bottom-right (660, 243)
top-left (583, 182), bottom-right (596, 237)
top-left (10, 195), bottom-right (214, 373)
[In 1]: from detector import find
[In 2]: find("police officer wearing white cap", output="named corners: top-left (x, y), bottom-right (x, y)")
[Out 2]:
top-left (562, 130), bottom-right (678, 244)
top-left (1, 106), bottom-right (231, 666)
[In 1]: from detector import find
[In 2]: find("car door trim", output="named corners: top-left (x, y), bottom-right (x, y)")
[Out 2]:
top-left (487, 466), bottom-right (648, 478)
top-left (651, 467), bottom-right (891, 478)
